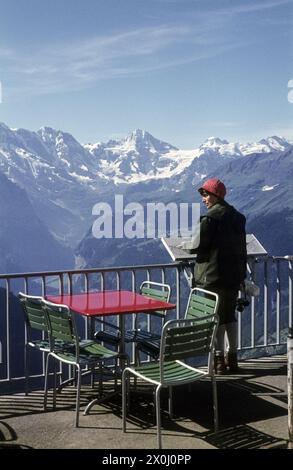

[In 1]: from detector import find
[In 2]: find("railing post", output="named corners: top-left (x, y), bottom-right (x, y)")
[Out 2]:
top-left (84, 274), bottom-right (89, 339)
top-left (176, 265), bottom-right (181, 320)
top-left (289, 260), bottom-right (293, 331)
top-left (68, 273), bottom-right (73, 295)
top-left (131, 270), bottom-right (136, 361)
top-left (248, 258), bottom-right (256, 348)
top-left (288, 260), bottom-right (293, 444)
top-left (276, 259), bottom-right (281, 344)
top-left (288, 327), bottom-right (293, 442)
top-left (6, 279), bottom-right (10, 381)
top-left (146, 269), bottom-right (151, 331)
top-left (263, 258), bottom-right (269, 346)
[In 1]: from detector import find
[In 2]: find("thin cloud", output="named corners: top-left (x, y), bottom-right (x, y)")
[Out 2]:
top-left (2, 0), bottom-right (290, 98)
top-left (220, 0), bottom-right (291, 15)
top-left (4, 24), bottom-right (243, 97)
top-left (155, 0), bottom-right (290, 8)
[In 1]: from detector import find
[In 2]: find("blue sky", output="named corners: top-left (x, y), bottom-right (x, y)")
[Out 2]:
top-left (0, 0), bottom-right (292, 148)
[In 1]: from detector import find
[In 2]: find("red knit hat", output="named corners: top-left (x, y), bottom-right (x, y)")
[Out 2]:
top-left (198, 178), bottom-right (226, 199)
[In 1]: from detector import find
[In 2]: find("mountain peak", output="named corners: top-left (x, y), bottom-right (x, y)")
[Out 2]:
top-left (37, 126), bottom-right (59, 143)
top-left (126, 129), bottom-right (151, 143)
top-left (39, 126), bottom-right (57, 134)
top-left (123, 129), bottom-right (178, 154)
top-left (259, 136), bottom-right (291, 149)
top-left (132, 128), bottom-right (146, 137)
top-left (202, 136), bottom-right (229, 147)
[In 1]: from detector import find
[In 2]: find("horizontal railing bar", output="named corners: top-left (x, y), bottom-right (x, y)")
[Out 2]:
top-left (0, 261), bottom-right (185, 280)
top-left (0, 371), bottom-right (64, 384)
top-left (239, 342), bottom-right (287, 350)
top-left (2, 256), bottom-right (293, 281)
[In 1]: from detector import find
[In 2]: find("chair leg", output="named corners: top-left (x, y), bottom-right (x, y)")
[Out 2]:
top-left (57, 362), bottom-right (63, 389)
top-left (74, 366), bottom-right (78, 388)
top-left (75, 365), bottom-right (81, 427)
top-left (53, 360), bottom-right (57, 409)
top-left (90, 366), bottom-right (95, 389)
top-left (24, 345), bottom-right (29, 395)
top-left (168, 386), bottom-right (173, 419)
top-left (114, 358), bottom-right (118, 391)
top-left (155, 385), bottom-right (162, 449)
top-left (98, 362), bottom-right (103, 395)
top-left (122, 369), bottom-right (128, 432)
top-left (44, 353), bottom-right (51, 411)
top-left (212, 376), bottom-right (219, 432)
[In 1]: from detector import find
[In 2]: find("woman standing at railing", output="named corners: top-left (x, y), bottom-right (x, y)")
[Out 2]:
top-left (180, 178), bottom-right (247, 374)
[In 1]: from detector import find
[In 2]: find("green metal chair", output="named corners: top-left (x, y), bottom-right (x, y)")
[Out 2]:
top-left (122, 289), bottom-right (219, 449)
top-left (94, 281), bottom-right (171, 362)
top-left (128, 281), bottom-right (171, 363)
top-left (18, 292), bottom-right (50, 395)
top-left (135, 287), bottom-right (218, 361)
top-left (42, 299), bottom-right (129, 427)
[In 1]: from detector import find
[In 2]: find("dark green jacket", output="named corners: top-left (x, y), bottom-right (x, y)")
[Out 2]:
top-left (190, 200), bottom-right (247, 289)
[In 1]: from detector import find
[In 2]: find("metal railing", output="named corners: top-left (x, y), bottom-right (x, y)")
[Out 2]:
top-left (0, 256), bottom-right (292, 393)
top-left (0, 262), bottom-right (184, 392)
top-left (238, 256), bottom-right (293, 355)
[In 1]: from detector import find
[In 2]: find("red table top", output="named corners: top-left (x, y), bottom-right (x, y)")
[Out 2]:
top-left (46, 290), bottom-right (176, 317)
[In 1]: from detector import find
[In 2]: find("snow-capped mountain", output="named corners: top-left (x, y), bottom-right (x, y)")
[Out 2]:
top-left (1, 123), bottom-right (290, 192)
top-left (0, 123), bottom-right (112, 246)
top-left (240, 136), bottom-right (291, 155)
top-left (199, 136), bottom-right (243, 157)
top-left (198, 135), bottom-right (290, 157)
top-left (85, 130), bottom-right (291, 184)
top-left (76, 143), bottom-right (293, 272)
top-left (85, 129), bottom-right (193, 184)
top-left (0, 123), bottom-right (106, 189)
top-left (0, 121), bottom-right (292, 268)
top-left (37, 126), bottom-right (99, 178)
top-left (86, 130), bottom-right (240, 184)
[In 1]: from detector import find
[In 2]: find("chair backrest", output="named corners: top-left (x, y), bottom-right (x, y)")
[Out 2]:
top-left (159, 315), bottom-right (218, 384)
top-left (185, 287), bottom-right (219, 321)
top-left (42, 299), bottom-right (78, 354)
top-left (139, 281), bottom-right (171, 318)
top-left (19, 292), bottom-right (47, 336)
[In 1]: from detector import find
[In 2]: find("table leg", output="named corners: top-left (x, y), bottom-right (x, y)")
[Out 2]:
top-left (84, 313), bottom-right (127, 416)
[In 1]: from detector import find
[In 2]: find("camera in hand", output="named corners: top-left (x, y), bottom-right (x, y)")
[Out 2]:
top-left (236, 297), bottom-right (250, 312)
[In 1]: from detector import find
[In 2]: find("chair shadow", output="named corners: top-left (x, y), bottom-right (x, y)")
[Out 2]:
top-left (203, 425), bottom-right (288, 449)
top-left (173, 380), bottom-right (287, 429)
top-left (97, 371), bottom-right (288, 441)
top-left (83, 369), bottom-right (288, 428)
top-left (0, 356), bottom-right (288, 449)
top-left (82, 386), bottom-right (159, 430)
top-left (0, 420), bottom-right (17, 442)
top-left (0, 385), bottom-right (106, 420)
top-left (92, 387), bottom-right (289, 450)
top-left (0, 420), bottom-right (34, 449)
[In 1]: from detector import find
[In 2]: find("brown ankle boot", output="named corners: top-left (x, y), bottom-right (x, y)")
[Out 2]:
top-left (214, 354), bottom-right (226, 375)
top-left (225, 352), bottom-right (239, 373)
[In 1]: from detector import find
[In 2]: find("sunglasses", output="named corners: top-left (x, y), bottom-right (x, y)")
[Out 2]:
top-left (200, 190), bottom-right (211, 197)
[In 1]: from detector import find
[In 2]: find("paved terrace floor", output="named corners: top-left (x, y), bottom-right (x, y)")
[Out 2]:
top-left (0, 355), bottom-right (291, 450)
